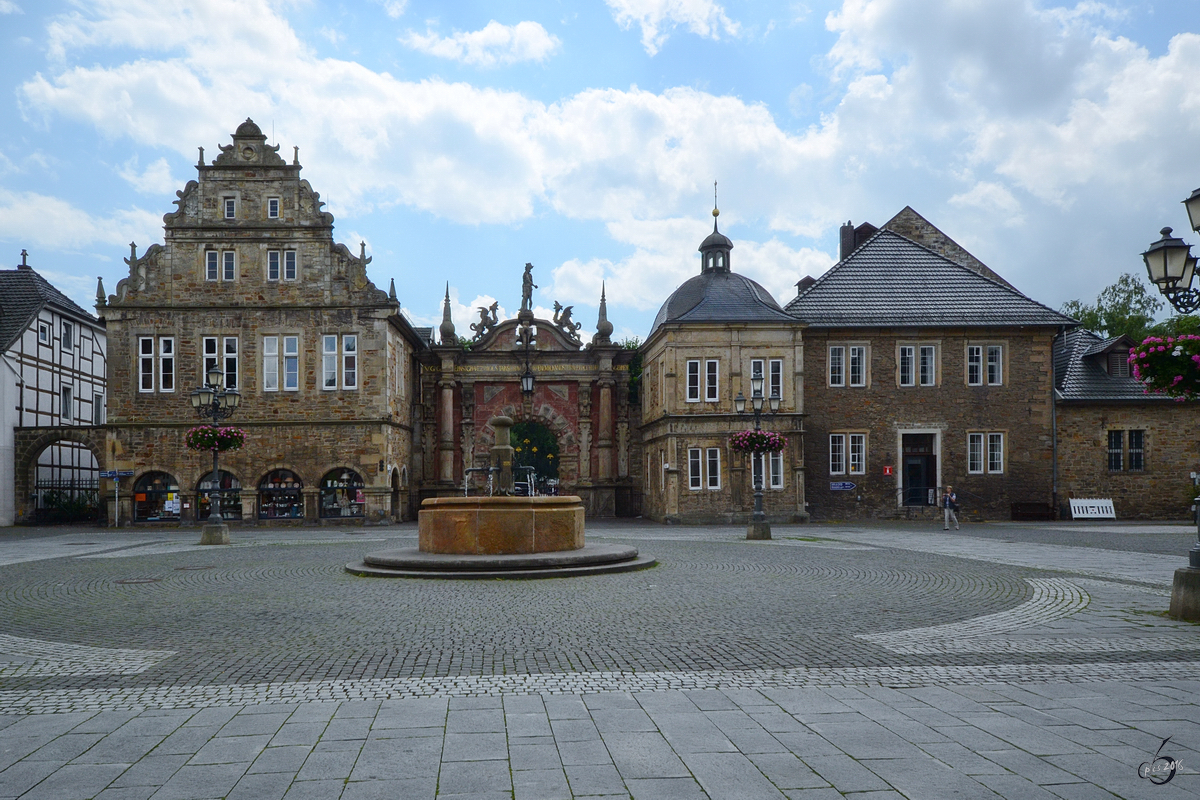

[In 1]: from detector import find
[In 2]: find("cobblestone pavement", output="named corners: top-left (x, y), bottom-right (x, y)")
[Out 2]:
top-left (0, 520), bottom-right (1197, 798)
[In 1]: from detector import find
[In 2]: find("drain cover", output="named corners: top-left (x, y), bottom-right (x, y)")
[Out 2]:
top-left (115, 578), bottom-right (162, 585)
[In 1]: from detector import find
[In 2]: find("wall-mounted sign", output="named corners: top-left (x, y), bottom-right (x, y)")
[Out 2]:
top-left (883, 465), bottom-right (894, 476)
top-left (830, 481), bottom-right (856, 491)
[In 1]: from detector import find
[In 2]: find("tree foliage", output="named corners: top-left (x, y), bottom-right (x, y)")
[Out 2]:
top-left (1060, 273), bottom-right (1163, 342)
top-left (512, 420), bottom-right (559, 479)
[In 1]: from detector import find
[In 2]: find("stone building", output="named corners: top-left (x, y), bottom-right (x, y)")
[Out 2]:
top-left (787, 208), bottom-right (1075, 521)
top-left (0, 252), bottom-right (107, 525)
top-left (99, 120), bottom-right (426, 525)
top-left (1054, 329), bottom-right (1199, 519)
top-left (640, 211), bottom-right (806, 523)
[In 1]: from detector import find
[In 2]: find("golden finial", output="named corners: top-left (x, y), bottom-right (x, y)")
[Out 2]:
top-left (712, 181), bottom-right (719, 217)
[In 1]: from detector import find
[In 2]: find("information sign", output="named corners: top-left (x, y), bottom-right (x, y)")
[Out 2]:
top-left (830, 481), bottom-right (856, 491)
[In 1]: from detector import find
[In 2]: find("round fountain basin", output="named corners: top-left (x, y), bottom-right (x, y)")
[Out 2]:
top-left (418, 495), bottom-right (585, 555)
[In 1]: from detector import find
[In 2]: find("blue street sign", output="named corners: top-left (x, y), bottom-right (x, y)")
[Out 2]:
top-left (118, 470), bottom-right (135, 477)
top-left (99, 470), bottom-right (117, 478)
top-left (830, 481), bottom-right (856, 491)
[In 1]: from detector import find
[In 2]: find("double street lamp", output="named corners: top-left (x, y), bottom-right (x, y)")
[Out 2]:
top-left (735, 373), bottom-right (780, 540)
top-left (189, 365), bottom-right (240, 545)
top-left (1142, 189), bottom-right (1200, 314)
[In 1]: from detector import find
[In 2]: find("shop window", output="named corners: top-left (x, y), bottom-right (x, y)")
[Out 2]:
top-left (133, 472), bottom-right (181, 522)
top-left (320, 469), bottom-right (365, 518)
top-left (259, 469), bottom-right (304, 519)
top-left (196, 470), bottom-right (242, 521)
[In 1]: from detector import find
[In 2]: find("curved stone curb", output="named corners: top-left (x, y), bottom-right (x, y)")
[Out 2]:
top-left (344, 553), bottom-right (657, 580)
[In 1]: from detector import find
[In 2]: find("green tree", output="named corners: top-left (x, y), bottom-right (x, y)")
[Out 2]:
top-left (511, 420), bottom-right (558, 479)
top-left (1060, 273), bottom-right (1163, 343)
top-left (621, 336), bottom-right (642, 400)
top-left (1148, 314), bottom-right (1200, 338)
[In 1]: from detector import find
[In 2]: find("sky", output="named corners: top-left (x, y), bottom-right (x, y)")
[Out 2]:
top-left (1, 0), bottom-right (1199, 341)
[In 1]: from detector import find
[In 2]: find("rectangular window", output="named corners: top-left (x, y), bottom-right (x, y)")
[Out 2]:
top-left (223, 337), bottom-right (238, 390)
top-left (987, 345), bottom-right (1003, 385)
top-left (284, 251), bottom-right (297, 281)
top-left (769, 359), bottom-right (783, 400)
top-left (919, 345), bottom-right (936, 386)
top-left (686, 360), bottom-right (700, 402)
top-left (770, 451), bottom-right (784, 488)
top-left (688, 448), bottom-right (702, 490)
top-left (829, 346), bottom-right (845, 387)
top-left (159, 337), bottom-right (174, 392)
top-left (849, 433), bottom-right (865, 475)
top-left (222, 251), bottom-right (235, 281)
top-left (139, 337), bottom-right (154, 392)
top-left (988, 433), bottom-right (1004, 473)
top-left (753, 452), bottom-right (764, 489)
top-left (829, 434), bottom-right (846, 475)
top-left (968, 433), bottom-right (984, 474)
top-left (343, 335), bottom-right (357, 389)
top-left (203, 337), bottom-right (219, 382)
top-left (899, 346), bottom-right (914, 386)
top-left (1128, 429), bottom-right (1144, 472)
top-left (967, 346), bottom-right (982, 385)
top-left (267, 197), bottom-right (280, 218)
top-left (323, 335), bottom-right (338, 390)
top-left (849, 346), bottom-right (866, 387)
top-left (38, 322), bottom-right (49, 344)
top-left (206, 251), bottom-right (218, 281)
top-left (706, 448), bottom-right (721, 490)
top-left (263, 336), bottom-right (279, 392)
top-left (224, 197), bottom-right (235, 218)
top-left (283, 336), bottom-right (299, 391)
top-left (751, 358), bottom-right (763, 384)
top-left (268, 251), bottom-right (280, 281)
top-left (62, 322), bottom-right (73, 351)
top-left (93, 393), bottom-right (104, 426)
top-left (1107, 430), bottom-right (1123, 471)
top-left (60, 385), bottom-right (72, 421)
top-left (705, 359), bottom-right (718, 402)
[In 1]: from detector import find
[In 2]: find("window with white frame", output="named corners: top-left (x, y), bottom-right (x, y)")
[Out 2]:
top-left (263, 337), bottom-right (279, 391)
top-left (268, 251), bottom-right (280, 281)
top-left (267, 251), bottom-right (297, 281)
top-left (223, 197), bottom-right (236, 219)
top-left (967, 346), bottom-right (982, 385)
top-left (968, 433), bottom-right (984, 473)
top-left (753, 452), bottom-right (784, 489)
top-left (323, 336), bottom-right (338, 390)
top-left (987, 345), bottom-right (1003, 385)
top-left (60, 385), bottom-right (72, 421)
top-left (770, 451), bottom-right (783, 488)
top-left (686, 360), bottom-right (700, 402)
top-left (284, 251), bottom-right (296, 280)
top-left (62, 321), bottom-right (73, 351)
top-left (223, 251), bottom-right (235, 281)
top-left (343, 335), bottom-right (357, 389)
top-left (203, 337), bottom-right (219, 381)
top-left (321, 335), bottom-right (357, 390)
top-left (223, 337), bottom-right (238, 389)
top-left (987, 433), bottom-right (1004, 473)
top-left (159, 337), bottom-right (174, 392)
top-left (753, 452), bottom-right (764, 488)
top-left (829, 433), bottom-right (846, 474)
top-left (829, 346), bottom-right (845, 386)
top-left (688, 448), bottom-right (702, 490)
top-left (705, 359), bottom-right (718, 402)
top-left (202, 337), bottom-right (238, 389)
top-left (206, 252), bottom-right (218, 281)
top-left (206, 251), bottom-right (235, 281)
top-left (849, 346), bottom-right (866, 386)
top-left (38, 322), bottom-right (49, 344)
top-left (751, 358), bottom-right (764, 387)
top-left (283, 336), bottom-right (299, 391)
top-left (849, 433), bottom-right (865, 475)
top-left (899, 346), bottom-right (914, 386)
top-left (769, 359), bottom-right (783, 400)
top-left (139, 337), bottom-right (154, 392)
top-left (267, 197), bottom-right (280, 219)
top-left (706, 448), bottom-right (721, 489)
top-left (93, 393), bottom-right (104, 426)
top-left (919, 345), bottom-right (936, 386)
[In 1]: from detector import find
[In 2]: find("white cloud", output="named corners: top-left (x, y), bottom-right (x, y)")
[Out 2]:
top-left (380, 0), bottom-right (406, 19)
top-left (318, 27), bottom-right (345, 47)
top-left (402, 21), bottom-right (561, 67)
top-left (0, 189), bottom-right (161, 251)
top-left (949, 181), bottom-right (1024, 226)
top-left (117, 156), bottom-right (177, 195)
top-left (606, 0), bottom-right (740, 55)
top-left (0, 1), bottom-right (22, 14)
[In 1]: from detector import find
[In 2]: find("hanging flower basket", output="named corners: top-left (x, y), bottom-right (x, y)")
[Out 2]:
top-left (729, 430), bottom-right (788, 455)
top-left (1129, 335), bottom-right (1200, 400)
top-left (185, 426), bottom-right (246, 452)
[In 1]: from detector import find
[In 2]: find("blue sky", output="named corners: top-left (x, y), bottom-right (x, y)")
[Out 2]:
top-left (2, 0), bottom-right (1199, 340)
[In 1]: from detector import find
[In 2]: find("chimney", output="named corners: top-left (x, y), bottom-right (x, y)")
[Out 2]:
top-left (838, 221), bottom-right (854, 261)
top-left (18, 249), bottom-right (30, 270)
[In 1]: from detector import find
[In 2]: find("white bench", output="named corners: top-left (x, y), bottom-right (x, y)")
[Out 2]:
top-left (1069, 498), bottom-right (1115, 519)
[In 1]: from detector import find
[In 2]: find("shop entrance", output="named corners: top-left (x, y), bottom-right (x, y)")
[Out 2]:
top-left (902, 433), bottom-right (936, 506)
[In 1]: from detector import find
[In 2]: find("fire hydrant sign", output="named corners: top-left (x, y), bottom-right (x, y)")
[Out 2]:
top-left (883, 465), bottom-right (894, 476)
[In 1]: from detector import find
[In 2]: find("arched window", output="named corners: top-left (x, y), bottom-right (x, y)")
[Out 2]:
top-left (259, 469), bottom-right (303, 519)
top-left (320, 469), bottom-right (365, 518)
top-left (716, 252), bottom-right (724, 268)
top-left (196, 470), bottom-right (241, 521)
top-left (133, 472), bottom-right (180, 522)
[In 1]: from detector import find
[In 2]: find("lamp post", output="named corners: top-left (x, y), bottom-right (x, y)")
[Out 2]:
top-left (189, 364), bottom-right (241, 545)
top-left (1144, 190), bottom-right (1200, 619)
top-left (734, 372), bottom-right (780, 541)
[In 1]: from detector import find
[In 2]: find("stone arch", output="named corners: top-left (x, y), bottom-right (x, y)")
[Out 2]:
top-left (477, 401), bottom-right (579, 485)
top-left (14, 428), bottom-right (107, 524)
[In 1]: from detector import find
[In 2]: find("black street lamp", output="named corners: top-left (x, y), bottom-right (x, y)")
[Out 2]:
top-left (734, 372), bottom-right (780, 540)
top-left (518, 324), bottom-right (535, 396)
top-left (189, 364), bottom-right (240, 545)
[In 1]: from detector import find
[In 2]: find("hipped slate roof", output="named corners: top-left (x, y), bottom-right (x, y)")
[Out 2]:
top-left (1054, 328), bottom-right (1167, 402)
top-left (785, 230), bottom-right (1075, 328)
top-left (650, 271), bottom-right (796, 336)
top-left (0, 267), bottom-right (96, 353)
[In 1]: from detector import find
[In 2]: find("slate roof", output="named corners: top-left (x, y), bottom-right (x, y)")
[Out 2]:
top-left (0, 267), bottom-right (97, 353)
top-left (1055, 328), bottom-right (1168, 402)
top-left (785, 230), bottom-right (1076, 328)
top-left (649, 270), bottom-right (796, 336)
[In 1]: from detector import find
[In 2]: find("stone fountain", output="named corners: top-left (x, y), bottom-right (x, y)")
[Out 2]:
top-left (347, 416), bottom-right (654, 579)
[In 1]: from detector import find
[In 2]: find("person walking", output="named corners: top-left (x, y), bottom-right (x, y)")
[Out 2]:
top-left (942, 485), bottom-right (959, 530)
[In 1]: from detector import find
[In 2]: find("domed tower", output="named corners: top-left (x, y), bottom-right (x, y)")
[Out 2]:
top-left (698, 207), bottom-right (733, 273)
